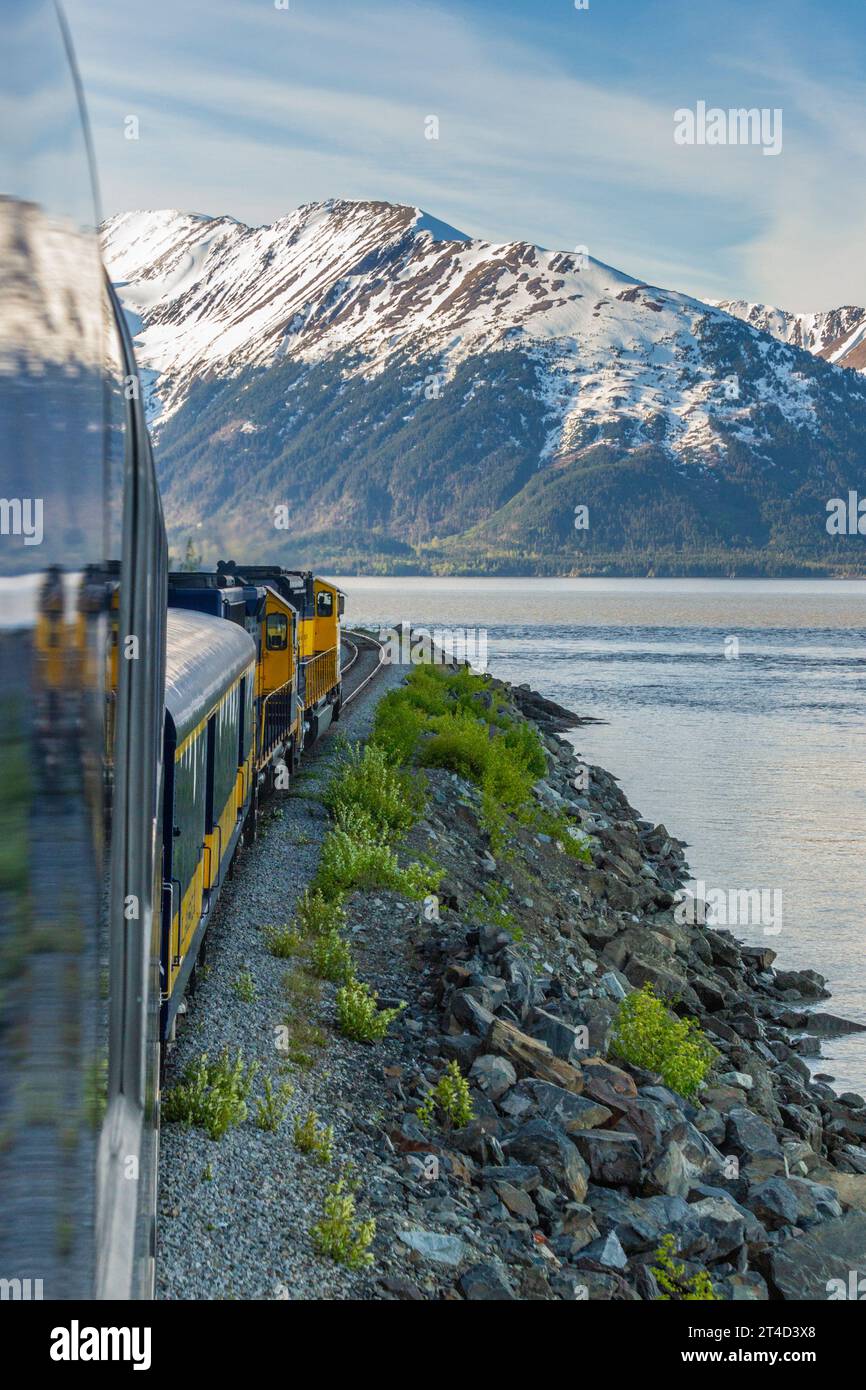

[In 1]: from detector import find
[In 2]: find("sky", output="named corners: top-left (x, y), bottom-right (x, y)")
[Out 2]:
top-left (63, 0), bottom-right (866, 309)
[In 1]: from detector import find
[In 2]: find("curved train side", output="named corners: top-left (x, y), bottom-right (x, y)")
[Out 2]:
top-left (159, 567), bottom-right (344, 1043)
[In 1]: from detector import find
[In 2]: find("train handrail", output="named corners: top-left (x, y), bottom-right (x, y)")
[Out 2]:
top-left (259, 676), bottom-right (294, 763)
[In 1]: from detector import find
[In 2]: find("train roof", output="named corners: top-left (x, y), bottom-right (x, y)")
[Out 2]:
top-left (164, 607), bottom-right (256, 747)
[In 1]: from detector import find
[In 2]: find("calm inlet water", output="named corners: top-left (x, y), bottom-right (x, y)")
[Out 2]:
top-left (337, 578), bottom-right (866, 1093)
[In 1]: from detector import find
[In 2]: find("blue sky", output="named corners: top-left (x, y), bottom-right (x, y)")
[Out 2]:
top-left (64, 0), bottom-right (866, 307)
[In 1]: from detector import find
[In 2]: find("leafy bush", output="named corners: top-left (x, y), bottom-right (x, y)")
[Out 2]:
top-left (416, 1061), bottom-right (475, 1129)
top-left (293, 1109), bottom-right (334, 1164)
top-left (335, 978), bottom-right (405, 1042)
top-left (315, 813), bottom-right (441, 900)
top-left (324, 741), bottom-right (423, 840)
top-left (264, 924), bottom-right (305, 958)
top-left (651, 1233), bottom-right (719, 1301)
top-left (311, 1178), bottom-right (375, 1269)
top-left (310, 931), bottom-right (354, 984)
top-left (372, 693), bottom-right (428, 764)
top-left (162, 1050), bottom-right (258, 1140)
top-left (294, 888), bottom-right (347, 938)
top-left (255, 1075), bottom-right (293, 1132)
top-left (611, 984), bottom-right (717, 1097)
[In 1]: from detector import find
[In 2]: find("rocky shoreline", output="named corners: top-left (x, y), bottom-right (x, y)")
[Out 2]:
top-left (158, 661), bottom-right (866, 1301)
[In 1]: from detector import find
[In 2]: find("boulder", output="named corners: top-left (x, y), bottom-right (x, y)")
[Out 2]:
top-left (573, 1131), bottom-right (644, 1186)
top-left (398, 1229), bottom-right (467, 1266)
top-left (526, 1008), bottom-right (587, 1065)
top-left (767, 1211), bottom-right (866, 1300)
top-left (506, 1078), bottom-right (613, 1133)
top-left (726, 1107), bottom-right (784, 1159)
top-left (688, 1196), bottom-right (747, 1261)
top-left (458, 1262), bottom-right (517, 1300)
top-left (504, 1119), bottom-right (590, 1202)
top-left (485, 1018), bottom-right (585, 1094)
top-left (469, 1053), bottom-right (517, 1102)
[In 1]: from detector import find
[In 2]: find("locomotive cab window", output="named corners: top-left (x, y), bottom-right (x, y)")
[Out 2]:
top-left (316, 591), bottom-right (334, 617)
top-left (266, 613), bottom-right (288, 650)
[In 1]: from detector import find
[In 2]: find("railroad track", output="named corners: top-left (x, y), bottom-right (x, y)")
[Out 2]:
top-left (340, 628), bottom-right (386, 708)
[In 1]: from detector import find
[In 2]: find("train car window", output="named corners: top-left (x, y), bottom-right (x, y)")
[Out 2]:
top-left (316, 591), bottom-right (334, 618)
top-left (266, 613), bottom-right (288, 650)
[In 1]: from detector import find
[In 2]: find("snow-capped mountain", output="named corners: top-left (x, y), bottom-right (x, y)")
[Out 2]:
top-left (100, 200), bottom-right (866, 575)
top-left (712, 300), bottom-right (866, 374)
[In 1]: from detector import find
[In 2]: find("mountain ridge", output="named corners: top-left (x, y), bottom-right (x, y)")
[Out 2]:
top-left (101, 199), bottom-right (866, 576)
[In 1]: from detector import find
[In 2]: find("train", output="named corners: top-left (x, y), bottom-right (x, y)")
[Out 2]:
top-left (0, 0), bottom-right (345, 1299)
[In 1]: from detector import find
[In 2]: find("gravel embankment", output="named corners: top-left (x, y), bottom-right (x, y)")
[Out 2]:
top-left (157, 662), bottom-right (408, 1300)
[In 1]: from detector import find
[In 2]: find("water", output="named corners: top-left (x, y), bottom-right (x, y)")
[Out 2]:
top-left (336, 577), bottom-right (866, 1093)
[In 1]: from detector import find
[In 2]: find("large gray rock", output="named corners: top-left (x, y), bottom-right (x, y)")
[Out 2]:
top-left (504, 1119), bottom-right (590, 1202)
top-left (458, 1262), bottom-right (517, 1300)
top-left (398, 1229), bottom-right (467, 1266)
top-left (767, 1211), bottom-right (866, 1300)
top-left (726, 1107), bottom-right (784, 1159)
top-left (574, 1130), bottom-right (643, 1186)
top-left (526, 1008), bottom-right (587, 1065)
top-left (504, 1078), bottom-right (613, 1133)
top-left (688, 1196), bottom-right (747, 1261)
top-left (469, 1053), bottom-right (517, 1102)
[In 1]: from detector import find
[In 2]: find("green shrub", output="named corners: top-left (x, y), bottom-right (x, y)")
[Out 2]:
top-left (162, 1050), bottom-right (259, 1140)
top-left (310, 931), bottom-right (354, 984)
top-left (264, 924), bottom-right (306, 958)
top-left (233, 968), bottom-right (256, 1002)
top-left (651, 1233), bottom-right (720, 1301)
top-left (324, 741), bottom-right (423, 840)
top-left (295, 887), bottom-right (347, 937)
top-left (255, 1075), bottom-right (293, 1132)
top-left (416, 1061), bottom-right (475, 1129)
top-left (372, 693), bottom-right (427, 764)
top-left (315, 814), bottom-right (441, 901)
top-left (311, 1178), bottom-right (375, 1269)
top-left (335, 978), bottom-right (405, 1042)
top-left (293, 1109), bottom-right (334, 1164)
top-left (611, 984), bottom-right (717, 1097)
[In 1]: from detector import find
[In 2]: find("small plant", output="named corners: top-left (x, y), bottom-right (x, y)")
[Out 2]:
top-left (202, 1162), bottom-right (213, 1181)
top-left (255, 1075), bottom-right (293, 1132)
top-left (651, 1233), bottom-right (719, 1301)
top-left (324, 741), bottom-right (423, 840)
top-left (416, 1060), bottom-right (474, 1130)
top-left (315, 815), bottom-right (441, 901)
top-left (311, 1177), bottom-right (375, 1270)
top-left (162, 1049), bottom-right (259, 1140)
top-left (295, 887), bottom-right (347, 937)
top-left (335, 977), bottom-right (405, 1042)
top-left (264, 924), bottom-right (306, 958)
top-left (611, 984), bottom-right (717, 1098)
top-left (293, 1109), bottom-right (334, 1164)
top-left (233, 968), bottom-right (256, 1002)
top-left (310, 931), bottom-right (354, 984)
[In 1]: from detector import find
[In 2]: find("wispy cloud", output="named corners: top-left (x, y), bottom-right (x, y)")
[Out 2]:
top-left (63, 0), bottom-right (866, 307)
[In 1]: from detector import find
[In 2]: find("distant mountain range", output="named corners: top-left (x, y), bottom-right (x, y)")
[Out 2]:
top-left (101, 200), bottom-right (866, 576)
